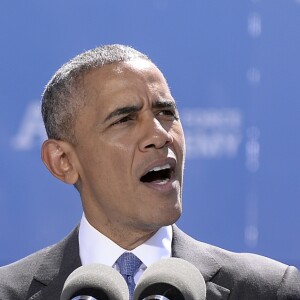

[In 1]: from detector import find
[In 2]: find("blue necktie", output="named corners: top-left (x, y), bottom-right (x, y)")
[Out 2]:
top-left (116, 252), bottom-right (143, 300)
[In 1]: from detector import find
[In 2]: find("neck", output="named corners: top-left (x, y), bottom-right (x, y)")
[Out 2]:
top-left (85, 213), bottom-right (158, 250)
top-left (111, 228), bottom-right (157, 250)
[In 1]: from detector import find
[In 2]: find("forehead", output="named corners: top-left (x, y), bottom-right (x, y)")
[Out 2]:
top-left (81, 59), bottom-right (172, 112)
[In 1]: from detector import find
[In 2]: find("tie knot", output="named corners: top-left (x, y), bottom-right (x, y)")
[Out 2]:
top-left (116, 252), bottom-right (142, 277)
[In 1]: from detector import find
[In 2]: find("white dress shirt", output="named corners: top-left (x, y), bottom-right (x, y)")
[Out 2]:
top-left (78, 214), bottom-right (172, 283)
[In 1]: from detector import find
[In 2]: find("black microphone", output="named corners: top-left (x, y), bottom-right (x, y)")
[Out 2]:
top-left (60, 263), bottom-right (129, 300)
top-left (134, 258), bottom-right (206, 300)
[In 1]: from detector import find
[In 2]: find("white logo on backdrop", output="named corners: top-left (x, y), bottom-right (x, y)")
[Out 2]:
top-left (181, 108), bottom-right (243, 159)
top-left (11, 102), bottom-right (47, 150)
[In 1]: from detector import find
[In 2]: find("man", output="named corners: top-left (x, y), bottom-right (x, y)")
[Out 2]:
top-left (0, 44), bottom-right (299, 300)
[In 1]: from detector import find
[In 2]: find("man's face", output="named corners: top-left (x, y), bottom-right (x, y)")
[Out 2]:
top-left (73, 59), bottom-right (185, 236)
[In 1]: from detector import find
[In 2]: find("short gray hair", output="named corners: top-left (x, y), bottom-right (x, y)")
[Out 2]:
top-left (41, 44), bottom-right (149, 143)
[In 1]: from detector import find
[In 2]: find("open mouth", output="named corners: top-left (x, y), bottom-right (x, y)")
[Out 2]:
top-left (140, 164), bottom-right (173, 184)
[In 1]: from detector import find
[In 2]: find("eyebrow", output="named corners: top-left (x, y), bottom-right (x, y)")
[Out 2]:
top-left (153, 99), bottom-right (177, 110)
top-left (104, 105), bottom-right (141, 123)
top-left (104, 99), bottom-right (177, 123)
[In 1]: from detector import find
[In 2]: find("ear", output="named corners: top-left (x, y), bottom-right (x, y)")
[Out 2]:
top-left (41, 139), bottom-right (79, 185)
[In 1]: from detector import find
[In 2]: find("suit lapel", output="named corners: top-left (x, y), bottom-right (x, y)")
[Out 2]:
top-left (172, 225), bottom-right (230, 299)
top-left (28, 227), bottom-right (81, 300)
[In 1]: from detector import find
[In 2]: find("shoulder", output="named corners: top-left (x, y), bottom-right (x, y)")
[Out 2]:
top-left (172, 226), bottom-right (300, 299)
top-left (0, 227), bottom-right (80, 300)
top-left (0, 245), bottom-right (54, 299)
top-left (210, 244), bottom-right (300, 298)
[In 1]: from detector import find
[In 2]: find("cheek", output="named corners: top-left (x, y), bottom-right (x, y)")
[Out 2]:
top-left (107, 135), bottom-right (137, 156)
top-left (76, 143), bottom-right (107, 179)
top-left (77, 134), bottom-right (136, 183)
top-left (99, 142), bottom-right (135, 176)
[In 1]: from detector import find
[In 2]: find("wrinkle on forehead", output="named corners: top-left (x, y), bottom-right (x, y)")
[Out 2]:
top-left (78, 59), bottom-right (171, 117)
top-left (82, 58), bottom-right (166, 90)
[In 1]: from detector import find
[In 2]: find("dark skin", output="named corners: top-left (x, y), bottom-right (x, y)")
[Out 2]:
top-left (42, 59), bottom-right (186, 250)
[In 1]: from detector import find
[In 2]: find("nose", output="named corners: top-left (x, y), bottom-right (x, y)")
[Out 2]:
top-left (139, 117), bottom-right (173, 151)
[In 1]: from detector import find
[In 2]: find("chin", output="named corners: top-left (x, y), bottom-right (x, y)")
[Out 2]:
top-left (152, 208), bottom-right (182, 228)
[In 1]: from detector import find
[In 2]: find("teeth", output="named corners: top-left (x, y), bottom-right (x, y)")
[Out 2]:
top-left (156, 178), bottom-right (170, 185)
top-left (149, 164), bottom-right (171, 172)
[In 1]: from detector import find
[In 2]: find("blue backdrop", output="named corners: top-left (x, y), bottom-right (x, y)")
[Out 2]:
top-left (1, 0), bottom-right (300, 268)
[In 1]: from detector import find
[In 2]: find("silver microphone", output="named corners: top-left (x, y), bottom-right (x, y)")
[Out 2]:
top-left (60, 263), bottom-right (129, 300)
top-left (134, 258), bottom-right (206, 300)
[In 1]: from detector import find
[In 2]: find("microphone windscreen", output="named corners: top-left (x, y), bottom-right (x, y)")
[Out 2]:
top-left (60, 263), bottom-right (129, 300)
top-left (134, 258), bottom-right (206, 300)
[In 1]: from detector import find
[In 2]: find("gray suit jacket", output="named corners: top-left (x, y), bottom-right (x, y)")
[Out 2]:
top-left (0, 225), bottom-right (300, 299)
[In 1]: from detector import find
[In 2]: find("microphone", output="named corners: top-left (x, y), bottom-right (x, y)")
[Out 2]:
top-left (134, 258), bottom-right (206, 300)
top-left (60, 263), bottom-right (129, 300)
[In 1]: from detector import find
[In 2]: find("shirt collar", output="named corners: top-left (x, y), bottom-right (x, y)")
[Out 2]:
top-left (79, 214), bottom-right (172, 268)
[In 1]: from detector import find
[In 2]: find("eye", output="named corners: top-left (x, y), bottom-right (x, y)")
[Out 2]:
top-left (112, 115), bottom-right (134, 126)
top-left (156, 110), bottom-right (179, 120)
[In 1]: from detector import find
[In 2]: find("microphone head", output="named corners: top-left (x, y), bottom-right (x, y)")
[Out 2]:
top-left (60, 263), bottom-right (129, 300)
top-left (134, 258), bottom-right (206, 300)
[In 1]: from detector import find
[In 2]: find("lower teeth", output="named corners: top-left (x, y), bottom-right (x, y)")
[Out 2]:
top-left (156, 178), bottom-right (169, 185)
